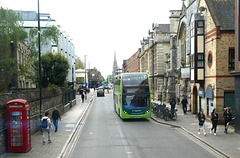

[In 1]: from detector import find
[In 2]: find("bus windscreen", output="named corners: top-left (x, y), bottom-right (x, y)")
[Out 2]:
top-left (122, 94), bottom-right (150, 109)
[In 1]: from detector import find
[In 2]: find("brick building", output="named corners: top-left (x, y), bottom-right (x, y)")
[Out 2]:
top-left (124, 50), bottom-right (140, 73)
top-left (231, 0), bottom-right (240, 133)
top-left (189, 0), bottom-right (235, 118)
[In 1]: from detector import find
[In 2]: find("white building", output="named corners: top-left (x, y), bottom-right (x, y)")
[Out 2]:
top-left (16, 10), bottom-right (75, 85)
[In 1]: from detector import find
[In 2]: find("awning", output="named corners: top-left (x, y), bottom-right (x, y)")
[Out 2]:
top-left (198, 87), bottom-right (205, 97)
top-left (206, 87), bottom-right (213, 99)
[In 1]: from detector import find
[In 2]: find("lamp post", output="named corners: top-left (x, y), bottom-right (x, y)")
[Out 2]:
top-left (38, 0), bottom-right (42, 120)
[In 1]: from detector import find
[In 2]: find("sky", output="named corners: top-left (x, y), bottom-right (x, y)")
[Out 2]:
top-left (1, 0), bottom-right (183, 78)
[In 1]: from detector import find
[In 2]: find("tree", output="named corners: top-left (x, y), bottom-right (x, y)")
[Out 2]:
top-left (75, 55), bottom-right (84, 69)
top-left (0, 8), bottom-right (28, 89)
top-left (88, 67), bottom-right (104, 88)
top-left (39, 52), bottom-right (69, 87)
top-left (27, 25), bottom-right (60, 59)
top-left (27, 25), bottom-right (61, 86)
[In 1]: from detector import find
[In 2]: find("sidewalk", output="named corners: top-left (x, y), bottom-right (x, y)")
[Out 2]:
top-left (3, 93), bottom-right (239, 158)
top-left (2, 91), bottom-right (94, 158)
top-left (152, 100), bottom-right (240, 158)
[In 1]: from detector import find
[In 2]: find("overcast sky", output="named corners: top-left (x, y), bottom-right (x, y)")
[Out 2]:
top-left (1, 0), bottom-right (183, 78)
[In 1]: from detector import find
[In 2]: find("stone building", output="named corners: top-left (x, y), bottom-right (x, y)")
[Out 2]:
top-left (176, 0), bottom-right (198, 110)
top-left (188, 0), bottom-right (235, 118)
top-left (0, 42), bottom-right (35, 91)
top-left (231, 0), bottom-right (240, 133)
top-left (75, 68), bottom-right (88, 86)
top-left (16, 43), bottom-right (36, 88)
top-left (164, 10), bottom-right (181, 103)
top-left (139, 24), bottom-right (170, 101)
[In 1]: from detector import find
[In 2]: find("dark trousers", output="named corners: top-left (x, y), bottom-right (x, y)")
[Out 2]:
top-left (183, 105), bottom-right (187, 114)
top-left (211, 121), bottom-right (218, 133)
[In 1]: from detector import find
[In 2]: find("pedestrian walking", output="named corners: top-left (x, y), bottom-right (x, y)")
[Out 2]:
top-left (210, 108), bottom-right (218, 135)
top-left (84, 89), bottom-right (87, 100)
top-left (198, 111), bottom-right (206, 136)
top-left (41, 112), bottom-right (52, 144)
top-left (52, 106), bottom-right (61, 132)
top-left (223, 107), bottom-right (232, 134)
top-left (181, 97), bottom-right (188, 114)
top-left (81, 93), bottom-right (85, 103)
top-left (170, 98), bottom-right (176, 112)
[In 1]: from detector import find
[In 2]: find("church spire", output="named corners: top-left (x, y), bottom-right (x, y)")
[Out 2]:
top-left (112, 51), bottom-right (118, 76)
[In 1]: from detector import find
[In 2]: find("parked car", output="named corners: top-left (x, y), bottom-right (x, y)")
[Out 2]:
top-left (97, 88), bottom-right (105, 97)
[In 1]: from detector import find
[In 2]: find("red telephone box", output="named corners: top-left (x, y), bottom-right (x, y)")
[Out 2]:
top-left (7, 99), bottom-right (31, 152)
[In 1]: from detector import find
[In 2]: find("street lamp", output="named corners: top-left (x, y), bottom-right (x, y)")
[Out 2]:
top-left (38, 0), bottom-right (42, 120)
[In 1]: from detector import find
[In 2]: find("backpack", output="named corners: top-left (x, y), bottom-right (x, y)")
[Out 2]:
top-left (42, 118), bottom-right (48, 129)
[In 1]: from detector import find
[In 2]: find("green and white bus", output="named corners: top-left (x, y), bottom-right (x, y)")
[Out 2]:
top-left (113, 73), bottom-right (151, 119)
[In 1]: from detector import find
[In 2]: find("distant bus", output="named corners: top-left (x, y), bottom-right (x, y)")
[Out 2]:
top-left (113, 73), bottom-right (151, 119)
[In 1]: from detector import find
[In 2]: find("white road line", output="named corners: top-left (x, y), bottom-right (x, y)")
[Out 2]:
top-left (115, 119), bottom-right (134, 158)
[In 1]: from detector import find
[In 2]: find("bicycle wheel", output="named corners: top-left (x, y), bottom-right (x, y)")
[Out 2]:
top-left (172, 112), bottom-right (177, 120)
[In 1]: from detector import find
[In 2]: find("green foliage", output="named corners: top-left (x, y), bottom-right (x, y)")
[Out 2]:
top-left (75, 55), bottom-right (84, 69)
top-left (0, 7), bottom-right (28, 78)
top-left (28, 25), bottom-right (60, 59)
top-left (28, 25), bottom-right (61, 85)
top-left (39, 52), bottom-right (69, 87)
top-left (0, 7), bottom-right (27, 46)
top-left (47, 83), bottom-right (59, 93)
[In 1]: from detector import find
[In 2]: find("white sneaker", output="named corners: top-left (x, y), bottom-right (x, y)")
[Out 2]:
top-left (198, 132), bottom-right (200, 135)
top-left (210, 129), bottom-right (212, 134)
top-left (204, 133), bottom-right (207, 136)
top-left (214, 133), bottom-right (217, 136)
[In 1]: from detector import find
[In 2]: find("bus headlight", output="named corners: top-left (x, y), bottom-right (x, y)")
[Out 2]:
top-left (145, 110), bottom-right (149, 114)
top-left (123, 111), bottom-right (128, 114)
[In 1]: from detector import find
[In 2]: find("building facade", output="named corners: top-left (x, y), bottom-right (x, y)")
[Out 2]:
top-left (125, 49), bottom-right (140, 73)
top-left (17, 43), bottom-right (36, 88)
top-left (184, 0), bottom-right (235, 118)
top-left (0, 42), bottom-right (36, 91)
top-left (164, 10), bottom-right (181, 103)
top-left (139, 24), bottom-right (170, 101)
top-left (231, 0), bottom-right (240, 133)
top-left (17, 11), bottom-right (75, 85)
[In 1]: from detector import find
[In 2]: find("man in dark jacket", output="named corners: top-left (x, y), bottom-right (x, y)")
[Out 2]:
top-left (181, 97), bottom-right (188, 114)
top-left (52, 107), bottom-right (61, 132)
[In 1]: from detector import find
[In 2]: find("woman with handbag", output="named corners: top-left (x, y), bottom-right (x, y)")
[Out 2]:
top-left (223, 107), bottom-right (232, 134)
top-left (198, 111), bottom-right (206, 136)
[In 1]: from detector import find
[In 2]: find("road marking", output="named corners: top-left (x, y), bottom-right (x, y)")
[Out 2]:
top-left (65, 129), bottom-right (72, 131)
top-left (115, 119), bottom-right (134, 158)
top-left (65, 124), bottom-right (75, 128)
top-left (178, 128), bottom-right (229, 158)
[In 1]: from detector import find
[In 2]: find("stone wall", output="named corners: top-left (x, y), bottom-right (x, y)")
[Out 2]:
top-left (0, 88), bottom-right (76, 155)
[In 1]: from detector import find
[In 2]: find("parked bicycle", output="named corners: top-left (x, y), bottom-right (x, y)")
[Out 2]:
top-left (163, 107), bottom-right (178, 121)
top-left (156, 104), bottom-right (166, 119)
